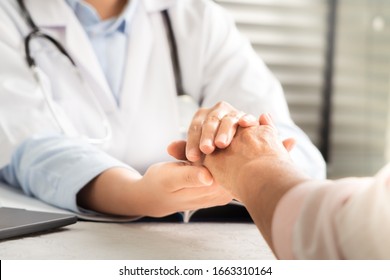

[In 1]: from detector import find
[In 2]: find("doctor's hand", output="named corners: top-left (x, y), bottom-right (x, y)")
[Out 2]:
top-left (185, 101), bottom-right (257, 162)
top-left (168, 114), bottom-right (295, 164)
top-left (77, 161), bottom-right (233, 218)
top-left (132, 161), bottom-right (233, 217)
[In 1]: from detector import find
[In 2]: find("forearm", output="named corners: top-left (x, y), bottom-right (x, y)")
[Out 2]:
top-left (237, 159), bottom-right (310, 254)
top-left (77, 167), bottom-right (144, 217)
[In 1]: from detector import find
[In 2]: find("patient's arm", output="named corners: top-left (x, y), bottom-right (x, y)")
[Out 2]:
top-left (202, 114), bottom-right (309, 253)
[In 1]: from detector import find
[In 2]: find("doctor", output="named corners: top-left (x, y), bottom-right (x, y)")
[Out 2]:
top-left (0, 0), bottom-right (325, 219)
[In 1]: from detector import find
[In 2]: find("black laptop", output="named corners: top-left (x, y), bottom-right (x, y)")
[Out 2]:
top-left (0, 207), bottom-right (77, 240)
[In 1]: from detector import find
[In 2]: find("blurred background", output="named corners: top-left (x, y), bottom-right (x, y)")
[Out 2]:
top-left (216, 0), bottom-right (390, 179)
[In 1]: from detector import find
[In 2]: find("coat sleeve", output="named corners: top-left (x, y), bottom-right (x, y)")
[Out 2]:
top-left (0, 134), bottom-right (130, 213)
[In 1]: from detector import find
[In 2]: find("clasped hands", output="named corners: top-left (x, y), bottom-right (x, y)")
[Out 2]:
top-left (77, 101), bottom-right (296, 218)
top-left (166, 102), bottom-right (295, 211)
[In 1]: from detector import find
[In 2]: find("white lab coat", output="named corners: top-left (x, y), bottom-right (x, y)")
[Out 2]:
top-left (0, 0), bottom-right (325, 177)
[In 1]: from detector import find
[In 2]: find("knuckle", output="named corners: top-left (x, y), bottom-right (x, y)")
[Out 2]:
top-left (189, 123), bottom-right (202, 133)
top-left (205, 115), bottom-right (220, 123)
top-left (222, 113), bottom-right (240, 124)
top-left (262, 125), bottom-right (276, 136)
top-left (213, 101), bottom-right (224, 109)
top-left (227, 111), bottom-right (239, 118)
top-left (240, 127), bottom-right (254, 142)
top-left (216, 100), bottom-right (229, 108)
top-left (212, 101), bottom-right (231, 112)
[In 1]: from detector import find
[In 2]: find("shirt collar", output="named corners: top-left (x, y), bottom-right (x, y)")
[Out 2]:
top-left (65, 0), bottom-right (137, 35)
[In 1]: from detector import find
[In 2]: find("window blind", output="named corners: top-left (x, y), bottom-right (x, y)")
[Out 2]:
top-left (329, 0), bottom-right (390, 177)
top-left (215, 0), bottom-right (328, 164)
top-left (216, 0), bottom-right (390, 178)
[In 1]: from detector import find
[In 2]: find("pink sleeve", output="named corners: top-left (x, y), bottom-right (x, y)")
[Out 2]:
top-left (271, 177), bottom-right (373, 259)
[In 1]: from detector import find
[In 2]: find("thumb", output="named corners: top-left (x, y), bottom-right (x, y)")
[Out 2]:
top-left (174, 164), bottom-right (214, 188)
top-left (167, 140), bottom-right (187, 160)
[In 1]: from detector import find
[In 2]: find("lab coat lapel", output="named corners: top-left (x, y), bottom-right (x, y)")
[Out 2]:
top-left (120, 0), bottom-right (177, 111)
top-left (26, 0), bottom-right (117, 113)
top-left (120, 3), bottom-right (153, 114)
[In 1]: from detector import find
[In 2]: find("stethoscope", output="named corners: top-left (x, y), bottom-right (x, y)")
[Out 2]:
top-left (17, 0), bottom-right (198, 143)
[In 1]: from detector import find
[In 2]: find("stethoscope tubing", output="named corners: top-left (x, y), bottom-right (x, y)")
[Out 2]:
top-left (17, 0), bottom-right (193, 143)
top-left (17, 0), bottom-right (113, 144)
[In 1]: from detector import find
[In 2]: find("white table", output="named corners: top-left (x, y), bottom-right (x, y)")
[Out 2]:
top-left (0, 221), bottom-right (275, 259)
top-left (0, 182), bottom-right (275, 259)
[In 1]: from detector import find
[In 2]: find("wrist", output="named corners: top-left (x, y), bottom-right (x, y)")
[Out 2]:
top-left (77, 167), bottom-right (143, 216)
top-left (234, 158), bottom-right (310, 250)
top-left (236, 158), bottom-right (309, 206)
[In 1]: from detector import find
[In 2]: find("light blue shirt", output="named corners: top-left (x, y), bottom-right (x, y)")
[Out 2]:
top-left (66, 0), bottom-right (138, 102)
top-left (0, 1), bottom-right (138, 214)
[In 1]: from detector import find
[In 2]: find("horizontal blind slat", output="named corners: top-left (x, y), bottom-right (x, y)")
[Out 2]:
top-left (216, 0), bottom-right (326, 151)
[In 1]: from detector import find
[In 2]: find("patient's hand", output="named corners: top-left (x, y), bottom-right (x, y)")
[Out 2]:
top-left (203, 114), bottom-right (309, 252)
top-left (168, 113), bottom-right (296, 200)
top-left (202, 114), bottom-right (294, 200)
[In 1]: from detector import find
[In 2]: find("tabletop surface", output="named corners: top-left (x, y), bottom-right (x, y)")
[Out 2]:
top-left (0, 182), bottom-right (275, 260)
top-left (0, 221), bottom-right (275, 260)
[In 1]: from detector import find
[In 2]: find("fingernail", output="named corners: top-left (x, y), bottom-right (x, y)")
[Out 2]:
top-left (200, 139), bottom-right (214, 153)
top-left (216, 134), bottom-right (227, 145)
